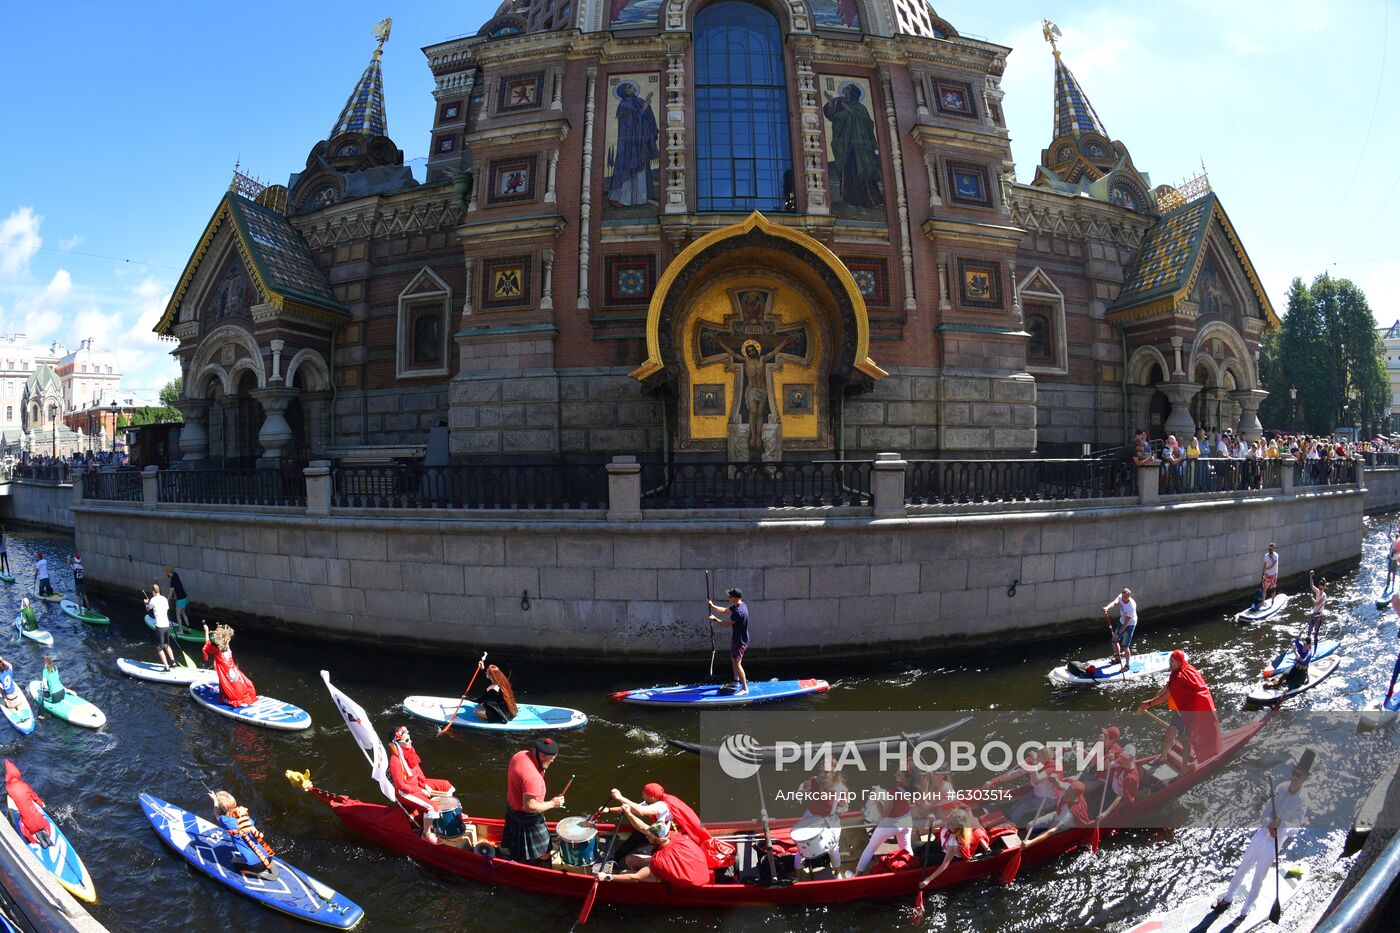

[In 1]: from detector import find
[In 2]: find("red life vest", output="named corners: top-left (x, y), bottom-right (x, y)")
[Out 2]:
top-left (4, 761), bottom-right (48, 843)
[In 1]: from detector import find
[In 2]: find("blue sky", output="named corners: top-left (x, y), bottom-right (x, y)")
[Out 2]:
top-left (1, 0), bottom-right (1396, 393)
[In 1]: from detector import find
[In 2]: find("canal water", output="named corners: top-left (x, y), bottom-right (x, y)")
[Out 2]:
top-left (4, 516), bottom-right (1400, 932)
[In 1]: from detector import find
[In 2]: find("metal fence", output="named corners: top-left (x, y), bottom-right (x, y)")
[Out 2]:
top-left (905, 459), bottom-right (1135, 505)
top-left (1297, 458), bottom-right (1359, 487)
top-left (332, 462), bottom-right (609, 510)
top-left (1365, 452), bottom-right (1400, 467)
top-left (640, 460), bottom-right (873, 509)
top-left (158, 468), bottom-right (307, 507)
top-left (81, 470), bottom-right (142, 502)
top-left (12, 464), bottom-right (71, 484)
top-left (1159, 457), bottom-right (1282, 494)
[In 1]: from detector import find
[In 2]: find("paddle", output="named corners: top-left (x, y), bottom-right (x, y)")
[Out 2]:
top-left (705, 569), bottom-right (716, 678)
top-left (579, 797), bottom-right (626, 926)
top-left (437, 652), bottom-right (488, 737)
top-left (1263, 773), bottom-right (1282, 924)
top-left (911, 816), bottom-right (934, 924)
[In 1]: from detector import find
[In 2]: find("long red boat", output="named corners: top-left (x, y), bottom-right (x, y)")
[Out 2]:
top-left (291, 711), bottom-right (1273, 913)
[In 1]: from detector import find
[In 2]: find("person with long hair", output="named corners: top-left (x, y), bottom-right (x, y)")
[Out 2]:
top-left (471, 662), bottom-right (518, 724)
top-left (202, 623), bottom-right (257, 708)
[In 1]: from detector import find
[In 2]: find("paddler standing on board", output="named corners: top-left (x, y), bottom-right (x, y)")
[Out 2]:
top-left (707, 587), bottom-right (750, 696)
top-left (388, 725), bottom-right (456, 844)
top-left (202, 623), bottom-right (257, 708)
top-left (503, 736), bottom-right (565, 865)
top-left (1308, 571), bottom-right (1327, 645)
top-left (1101, 589), bottom-right (1138, 672)
top-left (1210, 750), bottom-right (1314, 921)
top-left (1259, 544), bottom-right (1280, 606)
top-left (1136, 649), bottom-right (1221, 770)
top-left (1387, 524), bottom-right (1400, 592)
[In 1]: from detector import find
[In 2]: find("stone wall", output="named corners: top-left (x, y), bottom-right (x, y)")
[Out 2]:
top-left (1365, 465), bottom-right (1400, 515)
top-left (74, 483), bottom-right (1364, 661)
top-left (1, 480), bottom-right (75, 531)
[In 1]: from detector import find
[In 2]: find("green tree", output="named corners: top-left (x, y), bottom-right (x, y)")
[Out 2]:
top-left (126, 377), bottom-right (183, 425)
top-left (1260, 274), bottom-right (1387, 434)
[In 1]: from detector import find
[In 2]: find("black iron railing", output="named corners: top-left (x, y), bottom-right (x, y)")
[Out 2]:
top-left (1365, 452), bottom-right (1400, 467)
top-left (1160, 457), bottom-right (1282, 494)
top-left (333, 463), bottom-right (609, 510)
top-left (159, 468), bottom-right (307, 507)
top-left (905, 459), bottom-right (1135, 505)
top-left (640, 460), bottom-right (872, 509)
top-left (13, 464), bottom-right (70, 484)
top-left (1294, 458), bottom-right (1360, 487)
top-left (82, 470), bottom-right (141, 502)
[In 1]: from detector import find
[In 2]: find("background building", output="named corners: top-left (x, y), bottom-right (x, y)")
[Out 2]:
top-left (1382, 320), bottom-right (1400, 432)
top-left (157, 4), bottom-right (1277, 468)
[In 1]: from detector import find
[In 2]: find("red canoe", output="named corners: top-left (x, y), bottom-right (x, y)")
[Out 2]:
top-left (293, 711), bottom-right (1273, 912)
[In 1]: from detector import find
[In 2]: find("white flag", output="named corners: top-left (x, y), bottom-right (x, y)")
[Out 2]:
top-left (320, 670), bottom-right (396, 803)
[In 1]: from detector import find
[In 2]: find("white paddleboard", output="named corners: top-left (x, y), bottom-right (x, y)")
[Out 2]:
top-left (13, 616), bottom-right (52, 648)
top-left (1049, 650), bottom-right (1173, 686)
top-left (403, 695), bottom-right (588, 732)
top-left (1123, 863), bottom-right (1304, 932)
top-left (1245, 656), bottom-right (1341, 706)
top-left (117, 658), bottom-right (214, 686)
top-left (1234, 594), bottom-right (1291, 623)
top-left (1358, 693), bottom-right (1400, 732)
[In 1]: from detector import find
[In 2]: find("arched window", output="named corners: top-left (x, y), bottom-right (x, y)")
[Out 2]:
top-left (1025, 313), bottom-right (1050, 362)
top-left (694, 2), bottom-right (794, 212)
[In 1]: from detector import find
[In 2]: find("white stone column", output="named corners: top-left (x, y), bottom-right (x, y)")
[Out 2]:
top-left (1157, 382), bottom-right (1203, 438)
top-left (1231, 388), bottom-right (1269, 438)
top-left (173, 398), bottom-right (212, 463)
top-left (880, 71), bottom-right (917, 312)
top-left (462, 256), bottom-right (476, 318)
top-left (304, 459), bottom-right (332, 516)
top-left (141, 465), bottom-right (159, 510)
top-left (544, 149), bottom-right (559, 204)
top-left (269, 339), bottom-right (285, 383)
top-left (251, 387), bottom-right (297, 465)
top-left (578, 67), bottom-right (598, 311)
top-left (540, 249), bottom-right (555, 311)
top-left (664, 44), bottom-right (688, 214)
top-left (606, 455), bottom-right (642, 520)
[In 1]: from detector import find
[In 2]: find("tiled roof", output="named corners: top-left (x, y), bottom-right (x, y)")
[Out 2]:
top-left (330, 51), bottom-right (387, 139)
top-left (1053, 55), bottom-right (1107, 139)
top-left (1111, 194), bottom-right (1213, 309)
top-left (225, 195), bottom-right (343, 314)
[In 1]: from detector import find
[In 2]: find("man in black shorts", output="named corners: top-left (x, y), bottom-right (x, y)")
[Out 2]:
top-left (707, 587), bottom-right (750, 695)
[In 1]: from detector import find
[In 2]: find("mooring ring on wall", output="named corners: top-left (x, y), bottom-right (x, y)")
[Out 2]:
top-left (1007, 579), bottom-right (1018, 598)
top-left (521, 590), bottom-right (531, 611)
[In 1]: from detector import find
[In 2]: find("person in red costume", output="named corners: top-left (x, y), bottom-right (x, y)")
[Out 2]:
top-left (598, 820), bottom-right (711, 887)
top-left (4, 760), bottom-right (52, 847)
top-left (201, 623), bottom-right (257, 708)
top-left (1137, 649), bottom-right (1221, 768)
top-left (388, 725), bottom-right (456, 843)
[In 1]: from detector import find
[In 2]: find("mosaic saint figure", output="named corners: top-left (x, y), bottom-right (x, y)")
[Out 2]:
top-left (822, 83), bottom-right (882, 209)
top-left (608, 82), bottom-right (659, 207)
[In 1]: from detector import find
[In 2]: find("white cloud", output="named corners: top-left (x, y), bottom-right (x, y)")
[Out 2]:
top-left (58, 235), bottom-right (84, 251)
top-left (0, 208), bottom-right (41, 282)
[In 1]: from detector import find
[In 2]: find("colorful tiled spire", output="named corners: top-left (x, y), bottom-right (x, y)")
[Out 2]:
top-left (329, 18), bottom-right (392, 139)
top-left (1043, 20), bottom-right (1107, 139)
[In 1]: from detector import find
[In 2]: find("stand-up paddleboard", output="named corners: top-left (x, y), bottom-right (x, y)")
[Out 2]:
top-left (0, 684), bottom-right (34, 735)
top-left (403, 695), bottom-right (588, 732)
top-left (1377, 581), bottom-right (1396, 610)
top-left (27, 682), bottom-right (105, 729)
top-left (1049, 650), bottom-right (1173, 686)
top-left (0, 573), bottom-right (15, 585)
top-left (35, 593), bottom-right (65, 604)
top-left (145, 615), bottom-right (205, 645)
top-left (13, 615), bottom-right (52, 648)
top-left (1123, 863), bottom-right (1304, 932)
top-left (1245, 655), bottom-right (1341, 707)
top-left (117, 657), bottom-right (214, 686)
top-left (189, 682), bottom-right (311, 731)
top-left (59, 600), bottom-right (108, 625)
top-left (1345, 766), bottom-right (1397, 855)
top-left (1358, 692), bottom-right (1400, 732)
top-left (610, 678), bottom-right (829, 708)
top-left (1263, 638), bottom-right (1341, 678)
top-left (1234, 593), bottom-right (1291, 623)
top-left (140, 794), bottom-right (362, 929)
top-left (6, 796), bottom-right (96, 903)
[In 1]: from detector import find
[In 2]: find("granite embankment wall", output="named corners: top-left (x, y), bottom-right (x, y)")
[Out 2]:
top-left (0, 480), bottom-right (76, 532)
top-left (71, 482), bottom-right (1367, 661)
top-left (1364, 465), bottom-right (1400, 514)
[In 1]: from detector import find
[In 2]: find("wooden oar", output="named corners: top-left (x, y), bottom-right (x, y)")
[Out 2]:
top-left (437, 652), bottom-right (488, 736)
top-left (911, 816), bottom-right (935, 924)
top-left (1139, 708), bottom-right (1170, 729)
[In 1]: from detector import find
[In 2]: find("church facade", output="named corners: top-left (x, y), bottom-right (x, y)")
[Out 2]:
top-left (156, 3), bottom-right (1275, 467)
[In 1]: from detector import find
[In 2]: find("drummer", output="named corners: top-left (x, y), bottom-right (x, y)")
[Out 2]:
top-left (794, 763), bottom-right (851, 871)
top-left (504, 737), bottom-right (565, 865)
top-left (388, 725), bottom-right (457, 844)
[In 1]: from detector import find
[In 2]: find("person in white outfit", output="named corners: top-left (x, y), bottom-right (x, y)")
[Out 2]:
top-left (1212, 750), bottom-right (1312, 920)
top-left (855, 771), bottom-right (915, 874)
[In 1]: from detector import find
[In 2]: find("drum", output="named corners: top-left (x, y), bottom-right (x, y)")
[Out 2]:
top-left (791, 821), bottom-right (839, 861)
top-left (556, 816), bottom-right (598, 867)
top-left (433, 796), bottom-right (466, 840)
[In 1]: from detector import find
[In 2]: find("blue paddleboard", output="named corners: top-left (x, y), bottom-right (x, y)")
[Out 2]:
top-left (6, 796), bottom-right (95, 903)
top-left (1265, 638), bottom-right (1341, 677)
top-left (1377, 583), bottom-right (1396, 610)
top-left (140, 794), bottom-right (362, 929)
top-left (402, 695), bottom-right (588, 731)
top-left (610, 678), bottom-right (830, 708)
top-left (1049, 650), bottom-right (1173, 686)
top-left (189, 683), bottom-right (311, 731)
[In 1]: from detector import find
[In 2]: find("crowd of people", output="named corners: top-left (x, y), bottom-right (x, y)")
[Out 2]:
top-left (1129, 427), bottom-right (1386, 492)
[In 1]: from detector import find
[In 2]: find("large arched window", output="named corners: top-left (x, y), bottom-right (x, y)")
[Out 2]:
top-left (694, 2), bottom-right (794, 212)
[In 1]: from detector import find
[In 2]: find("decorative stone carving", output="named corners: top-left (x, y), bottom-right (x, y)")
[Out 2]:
top-left (664, 44), bottom-right (688, 214)
top-left (578, 67), bottom-right (598, 311)
top-left (794, 52), bottom-right (828, 215)
top-left (879, 72), bottom-right (917, 312)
